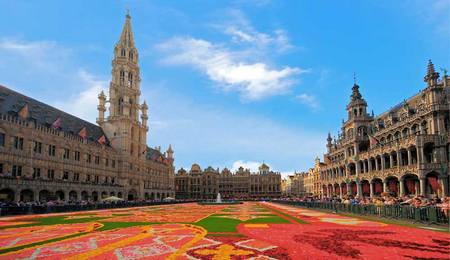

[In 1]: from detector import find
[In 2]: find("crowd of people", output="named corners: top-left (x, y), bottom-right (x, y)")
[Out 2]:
top-left (279, 193), bottom-right (450, 214)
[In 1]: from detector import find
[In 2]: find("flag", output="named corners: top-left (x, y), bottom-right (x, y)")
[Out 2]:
top-left (97, 135), bottom-right (106, 145)
top-left (368, 134), bottom-right (379, 148)
top-left (78, 127), bottom-right (87, 139)
top-left (427, 176), bottom-right (440, 192)
top-left (51, 117), bottom-right (61, 129)
top-left (18, 104), bottom-right (29, 119)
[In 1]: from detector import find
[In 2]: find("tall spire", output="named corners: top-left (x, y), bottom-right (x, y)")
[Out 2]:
top-left (424, 59), bottom-right (439, 86)
top-left (117, 11), bottom-right (135, 48)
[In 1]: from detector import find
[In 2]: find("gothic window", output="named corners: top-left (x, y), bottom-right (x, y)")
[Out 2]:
top-left (119, 98), bottom-right (124, 115)
top-left (13, 136), bottom-right (24, 150)
top-left (129, 51), bottom-right (134, 61)
top-left (128, 72), bottom-right (133, 87)
top-left (402, 128), bottom-right (409, 138)
top-left (120, 70), bottom-right (125, 85)
top-left (121, 48), bottom-right (126, 57)
top-left (421, 121), bottom-right (428, 134)
top-left (411, 124), bottom-right (418, 135)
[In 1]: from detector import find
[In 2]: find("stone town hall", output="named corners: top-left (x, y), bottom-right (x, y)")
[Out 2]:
top-left (0, 14), bottom-right (175, 202)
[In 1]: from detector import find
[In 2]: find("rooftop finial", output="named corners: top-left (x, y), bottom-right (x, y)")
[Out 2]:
top-left (424, 59), bottom-right (439, 85)
top-left (353, 72), bottom-right (357, 85)
top-left (126, 8), bottom-right (131, 19)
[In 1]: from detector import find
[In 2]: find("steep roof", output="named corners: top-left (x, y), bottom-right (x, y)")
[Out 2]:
top-left (0, 85), bottom-right (107, 143)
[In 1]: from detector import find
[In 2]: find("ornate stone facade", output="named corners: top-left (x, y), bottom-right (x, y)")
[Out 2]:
top-left (283, 172), bottom-right (307, 197)
top-left (316, 61), bottom-right (449, 198)
top-left (175, 163), bottom-right (282, 200)
top-left (0, 14), bottom-right (175, 203)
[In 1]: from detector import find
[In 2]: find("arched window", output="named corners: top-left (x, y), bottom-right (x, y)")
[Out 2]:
top-left (129, 51), bottom-right (134, 61)
top-left (128, 73), bottom-right (133, 87)
top-left (121, 48), bottom-right (126, 57)
top-left (119, 70), bottom-right (125, 85)
top-left (118, 98), bottom-right (124, 115)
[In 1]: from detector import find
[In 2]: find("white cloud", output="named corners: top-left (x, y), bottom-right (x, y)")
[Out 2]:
top-left (53, 70), bottom-right (108, 123)
top-left (157, 37), bottom-right (306, 100)
top-left (222, 10), bottom-right (293, 53)
top-left (0, 38), bottom-right (324, 174)
top-left (142, 84), bottom-right (326, 173)
top-left (0, 37), bottom-right (107, 124)
top-left (296, 93), bottom-right (320, 110)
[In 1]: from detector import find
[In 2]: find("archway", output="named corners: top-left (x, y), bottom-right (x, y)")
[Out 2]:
top-left (69, 190), bottom-right (77, 201)
top-left (402, 174), bottom-right (419, 196)
top-left (20, 189), bottom-right (34, 202)
top-left (101, 191), bottom-right (108, 199)
top-left (348, 163), bottom-right (356, 175)
top-left (128, 190), bottom-right (137, 201)
top-left (110, 191), bottom-right (115, 196)
top-left (117, 192), bottom-right (123, 199)
top-left (385, 176), bottom-right (399, 196)
top-left (92, 191), bottom-right (98, 202)
top-left (81, 191), bottom-right (89, 201)
top-left (372, 178), bottom-right (383, 196)
top-left (0, 188), bottom-right (15, 202)
top-left (39, 190), bottom-right (51, 202)
top-left (425, 172), bottom-right (440, 196)
top-left (361, 180), bottom-right (370, 197)
top-left (349, 181), bottom-right (357, 196)
top-left (55, 190), bottom-right (65, 201)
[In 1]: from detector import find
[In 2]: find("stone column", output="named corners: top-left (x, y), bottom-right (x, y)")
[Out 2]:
top-left (368, 160), bottom-right (372, 172)
top-left (375, 158), bottom-right (379, 171)
top-left (443, 178), bottom-right (449, 197)
top-left (347, 183), bottom-right (352, 196)
top-left (356, 162), bottom-right (361, 175)
top-left (363, 161), bottom-right (367, 173)
top-left (415, 181), bottom-right (420, 196)
top-left (418, 147), bottom-right (424, 165)
top-left (369, 181), bottom-right (374, 198)
top-left (381, 157), bottom-right (385, 170)
top-left (399, 179), bottom-right (405, 197)
top-left (419, 177), bottom-right (426, 196)
top-left (339, 185), bottom-right (343, 198)
top-left (397, 151), bottom-right (401, 166)
top-left (389, 154), bottom-right (394, 168)
top-left (407, 150), bottom-right (412, 165)
top-left (356, 181), bottom-right (362, 198)
top-left (383, 180), bottom-right (388, 193)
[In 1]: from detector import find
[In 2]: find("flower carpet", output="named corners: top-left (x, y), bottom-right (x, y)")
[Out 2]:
top-left (0, 202), bottom-right (448, 259)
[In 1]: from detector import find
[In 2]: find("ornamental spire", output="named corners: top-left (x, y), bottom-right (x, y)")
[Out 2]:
top-left (424, 59), bottom-right (439, 86)
top-left (117, 11), bottom-right (135, 48)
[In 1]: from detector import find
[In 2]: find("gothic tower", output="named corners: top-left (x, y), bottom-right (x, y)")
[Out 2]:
top-left (98, 13), bottom-right (148, 160)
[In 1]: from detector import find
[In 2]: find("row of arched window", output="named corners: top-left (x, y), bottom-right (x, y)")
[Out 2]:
top-left (119, 70), bottom-right (133, 87)
top-left (120, 48), bottom-right (135, 61)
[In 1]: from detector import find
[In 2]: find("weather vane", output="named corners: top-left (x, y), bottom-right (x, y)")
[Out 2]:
top-left (353, 72), bottom-right (357, 84)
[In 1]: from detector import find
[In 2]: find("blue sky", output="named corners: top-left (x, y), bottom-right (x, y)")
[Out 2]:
top-left (0, 0), bottom-right (448, 176)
